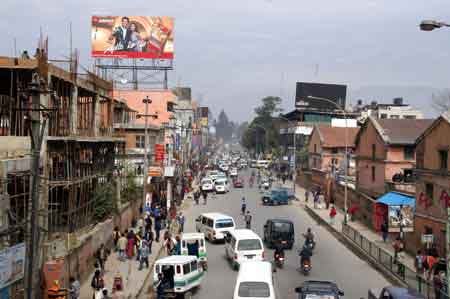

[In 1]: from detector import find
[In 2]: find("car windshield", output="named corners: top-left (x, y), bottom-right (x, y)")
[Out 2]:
top-left (238, 282), bottom-right (270, 298)
top-left (237, 239), bottom-right (262, 250)
top-left (273, 222), bottom-right (292, 232)
top-left (215, 181), bottom-right (225, 186)
top-left (215, 219), bottom-right (234, 228)
top-left (202, 180), bottom-right (212, 184)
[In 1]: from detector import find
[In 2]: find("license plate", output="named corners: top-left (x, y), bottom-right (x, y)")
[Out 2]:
top-left (245, 255), bottom-right (255, 259)
top-left (281, 241), bottom-right (287, 244)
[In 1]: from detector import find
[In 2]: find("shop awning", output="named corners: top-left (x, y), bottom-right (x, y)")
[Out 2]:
top-left (376, 192), bottom-right (415, 207)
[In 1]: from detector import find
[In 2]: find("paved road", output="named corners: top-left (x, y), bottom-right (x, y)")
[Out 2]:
top-left (181, 170), bottom-right (388, 298)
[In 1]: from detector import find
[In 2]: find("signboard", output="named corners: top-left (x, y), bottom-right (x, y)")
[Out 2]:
top-left (198, 107), bottom-right (209, 118)
top-left (148, 166), bottom-right (162, 177)
top-left (154, 144), bottom-right (165, 162)
top-left (91, 16), bottom-right (174, 59)
top-left (388, 205), bottom-right (414, 233)
top-left (421, 234), bottom-right (434, 244)
top-left (296, 82), bottom-right (347, 111)
top-left (200, 117), bottom-right (208, 127)
top-left (0, 243), bottom-right (25, 289)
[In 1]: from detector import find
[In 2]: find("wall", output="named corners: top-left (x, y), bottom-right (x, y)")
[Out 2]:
top-left (422, 119), bottom-right (450, 170)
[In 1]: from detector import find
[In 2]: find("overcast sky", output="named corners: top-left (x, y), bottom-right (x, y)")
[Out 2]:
top-left (2, 0), bottom-right (450, 121)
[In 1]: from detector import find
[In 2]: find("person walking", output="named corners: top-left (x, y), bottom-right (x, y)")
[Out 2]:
top-left (90, 270), bottom-right (103, 299)
top-left (313, 192), bottom-right (319, 209)
top-left (241, 197), bottom-right (246, 215)
top-left (244, 211), bottom-right (252, 229)
top-left (117, 233), bottom-right (127, 261)
top-left (113, 227), bottom-right (120, 252)
top-left (135, 232), bottom-right (142, 261)
top-left (154, 217), bottom-right (161, 242)
top-left (177, 212), bottom-right (185, 234)
top-left (304, 190), bottom-right (309, 203)
top-left (139, 240), bottom-right (150, 270)
top-left (126, 230), bottom-right (135, 259)
top-left (202, 190), bottom-right (208, 205)
top-left (415, 250), bottom-right (425, 276)
top-left (95, 244), bottom-right (107, 272)
top-left (329, 205), bottom-right (337, 225)
top-left (69, 276), bottom-right (80, 299)
top-left (380, 221), bottom-right (389, 242)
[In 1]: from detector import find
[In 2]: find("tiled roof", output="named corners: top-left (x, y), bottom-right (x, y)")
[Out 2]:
top-left (315, 124), bottom-right (360, 148)
top-left (374, 118), bottom-right (434, 145)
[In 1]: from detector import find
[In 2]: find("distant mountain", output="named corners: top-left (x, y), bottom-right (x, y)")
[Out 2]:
top-left (349, 85), bottom-right (445, 118)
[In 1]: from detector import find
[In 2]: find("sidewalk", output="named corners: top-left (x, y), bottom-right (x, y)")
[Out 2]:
top-left (287, 181), bottom-right (416, 270)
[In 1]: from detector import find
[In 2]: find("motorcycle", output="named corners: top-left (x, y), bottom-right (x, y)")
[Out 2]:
top-left (304, 240), bottom-right (315, 254)
top-left (274, 253), bottom-right (285, 269)
top-left (301, 259), bottom-right (311, 275)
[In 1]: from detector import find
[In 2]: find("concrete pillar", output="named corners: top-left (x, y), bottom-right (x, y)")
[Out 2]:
top-left (70, 85), bottom-right (78, 135)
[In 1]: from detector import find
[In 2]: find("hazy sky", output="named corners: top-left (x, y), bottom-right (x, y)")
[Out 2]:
top-left (2, 0), bottom-right (450, 121)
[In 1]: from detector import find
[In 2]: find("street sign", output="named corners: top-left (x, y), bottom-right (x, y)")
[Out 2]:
top-left (154, 144), bottom-right (165, 162)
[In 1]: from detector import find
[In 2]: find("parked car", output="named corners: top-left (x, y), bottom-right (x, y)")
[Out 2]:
top-left (263, 219), bottom-right (294, 249)
top-left (295, 280), bottom-right (344, 299)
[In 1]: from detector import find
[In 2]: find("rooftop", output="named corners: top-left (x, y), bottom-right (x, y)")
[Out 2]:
top-left (314, 124), bottom-right (360, 148)
top-left (373, 118), bottom-right (434, 145)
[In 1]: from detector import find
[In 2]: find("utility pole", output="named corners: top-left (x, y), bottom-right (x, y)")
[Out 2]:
top-left (26, 73), bottom-right (51, 299)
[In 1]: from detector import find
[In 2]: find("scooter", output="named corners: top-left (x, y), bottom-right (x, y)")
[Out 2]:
top-left (274, 253), bottom-right (285, 269)
top-left (301, 259), bottom-right (311, 275)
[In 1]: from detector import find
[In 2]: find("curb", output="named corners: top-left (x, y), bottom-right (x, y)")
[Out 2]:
top-left (304, 205), bottom-right (407, 287)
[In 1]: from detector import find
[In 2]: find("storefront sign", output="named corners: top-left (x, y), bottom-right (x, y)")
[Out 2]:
top-left (0, 243), bottom-right (25, 289)
top-left (421, 234), bottom-right (434, 244)
top-left (148, 166), bottom-right (162, 177)
top-left (154, 144), bottom-right (165, 162)
top-left (388, 205), bottom-right (414, 233)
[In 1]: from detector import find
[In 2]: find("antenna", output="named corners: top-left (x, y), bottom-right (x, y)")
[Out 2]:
top-left (13, 38), bottom-right (17, 57)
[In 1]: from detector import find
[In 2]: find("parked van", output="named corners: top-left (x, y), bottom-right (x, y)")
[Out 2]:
top-left (195, 213), bottom-right (235, 242)
top-left (225, 229), bottom-right (265, 270)
top-left (233, 261), bottom-right (275, 299)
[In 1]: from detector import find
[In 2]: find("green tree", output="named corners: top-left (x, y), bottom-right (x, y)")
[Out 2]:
top-left (216, 109), bottom-right (234, 141)
top-left (93, 182), bottom-right (117, 221)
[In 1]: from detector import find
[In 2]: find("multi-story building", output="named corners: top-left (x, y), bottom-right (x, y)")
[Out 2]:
top-left (355, 97), bottom-right (424, 122)
top-left (354, 117), bottom-right (433, 198)
top-left (0, 53), bottom-right (129, 296)
top-left (405, 111), bottom-right (450, 257)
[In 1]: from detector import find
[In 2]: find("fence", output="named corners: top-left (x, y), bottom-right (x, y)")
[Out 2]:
top-left (342, 224), bottom-right (448, 299)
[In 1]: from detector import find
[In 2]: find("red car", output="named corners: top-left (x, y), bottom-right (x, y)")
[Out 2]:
top-left (233, 178), bottom-right (244, 188)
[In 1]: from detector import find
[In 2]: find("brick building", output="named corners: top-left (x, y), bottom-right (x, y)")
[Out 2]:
top-left (405, 111), bottom-right (450, 257)
top-left (354, 117), bottom-right (433, 198)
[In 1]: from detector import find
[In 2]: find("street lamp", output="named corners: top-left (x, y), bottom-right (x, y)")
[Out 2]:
top-left (136, 96), bottom-right (158, 207)
top-left (419, 20), bottom-right (450, 31)
top-left (307, 95), bottom-right (350, 224)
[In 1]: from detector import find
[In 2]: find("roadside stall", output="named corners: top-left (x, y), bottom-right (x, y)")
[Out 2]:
top-left (373, 192), bottom-right (415, 235)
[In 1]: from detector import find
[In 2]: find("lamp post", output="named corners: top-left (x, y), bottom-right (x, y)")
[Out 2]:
top-left (307, 95), bottom-right (349, 224)
top-left (136, 96), bottom-right (158, 209)
top-left (419, 21), bottom-right (450, 294)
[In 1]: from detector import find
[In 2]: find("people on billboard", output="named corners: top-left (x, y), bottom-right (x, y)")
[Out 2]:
top-left (109, 17), bottom-right (132, 51)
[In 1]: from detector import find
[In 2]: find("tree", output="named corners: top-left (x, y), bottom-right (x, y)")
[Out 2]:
top-left (254, 96), bottom-right (283, 118)
top-left (215, 109), bottom-right (234, 141)
top-left (432, 90), bottom-right (450, 113)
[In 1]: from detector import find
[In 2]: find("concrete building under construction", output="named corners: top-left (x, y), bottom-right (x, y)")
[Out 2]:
top-left (0, 52), bottom-right (134, 297)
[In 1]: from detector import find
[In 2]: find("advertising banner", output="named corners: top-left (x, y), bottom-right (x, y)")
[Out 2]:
top-left (200, 117), bottom-right (208, 127)
top-left (91, 16), bottom-right (174, 59)
top-left (388, 205), bottom-right (414, 232)
top-left (296, 82), bottom-right (347, 111)
top-left (0, 243), bottom-right (25, 289)
top-left (154, 144), bottom-right (165, 162)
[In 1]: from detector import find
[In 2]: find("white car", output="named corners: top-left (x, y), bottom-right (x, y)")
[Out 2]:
top-left (201, 178), bottom-right (214, 192)
top-left (230, 168), bottom-right (238, 177)
top-left (214, 178), bottom-right (230, 193)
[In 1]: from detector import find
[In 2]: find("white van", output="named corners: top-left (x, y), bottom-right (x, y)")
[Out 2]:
top-left (233, 261), bottom-right (275, 299)
top-left (225, 229), bottom-right (265, 270)
top-left (214, 178), bottom-right (230, 193)
top-left (195, 213), bottom-right (235, 242)
top-left (201, 178), bottom-right (214, 192)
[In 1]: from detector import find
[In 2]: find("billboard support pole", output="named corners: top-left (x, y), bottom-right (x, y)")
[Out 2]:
top-left (164, 70), bottom-right (168, 90)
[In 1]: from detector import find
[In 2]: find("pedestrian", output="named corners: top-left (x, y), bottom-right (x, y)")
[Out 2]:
top-left (165, 233), bottom-right (175, 255)
top-left (113, 227), bottom-right (120, 252)
top-left (112, 284), bottom-right (125, 299)
top-left (135, 232), bottom-right (142, 261)
top-left (96, 288), bottom-right (110, 299)
top-left (90, 270), bottom-right (103, 299)
top-left (244, 211), bottom-right (252, 229)
top-left (131, 217), bottom-right (137, 229)
top-left (154, 218), bottom-right (161, 242)
top-left (434, 271), bottom-right (445, 299)
top-left (177, 212), bottom-right (185, 233)
top-left (126, 230), bottom-right (135, 259)
top-left (329, 205), bottom-right (337, 225)
top-left (241, 197), bottom-right (246, 215)
top-left (139, 240), bottom-right (150, 270)
top-left (95, 244), bottom-right (106, 272)
top-left (380, 221), bottom-right (389, 242)
top-left (174, 235), bottom-right (181, 255)
top-left (194, 189), bottom-right (200, 205)
top-left (392, 237), bottom-right (404, 264)
top-left (117, 233), bottom-right (127, 261)
top-left (282, 174), bottom-right (286, 184)
top-left (313, 192), bottom-right (319, 209)
top-left (202, 190), bottom-right (208, 205)
top-left (415, 250), bottom-right (425, 275)
top-left (69, 276), bottom-right (80, 299)
top-left (137, 217), bottom-right (144, 232)
top-left (156, 273), bottom-right (165, 299)
top-left (304, 190), bottom-right (309, 203)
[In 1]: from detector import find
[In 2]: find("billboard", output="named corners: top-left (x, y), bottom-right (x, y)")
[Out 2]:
top-left (0, 243), bottom-right (25, 290)
top-left (91, 16), bottom-right (174, 59)
top-left (388, 205), bottom-right (414, 233)
top-left (295, 82), bottom-right (347, 111)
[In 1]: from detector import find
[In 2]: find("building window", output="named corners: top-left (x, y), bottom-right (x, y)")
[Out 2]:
top-left (439, 150), bottom-right (448, 170)
top-left (380, 114), bottom-right (387, 119)
top-left (404, 115), bottom-right (416, 119)
top-left (371, 166), bottom-right (376, 182)
top-left (425, 183), bottom-right (434, 201)
top-left (372, 144), bottom-right (376, 160)
top-left (390, 115), bottom-right (400, 119)
top-left (331, 148), bottom-right (338, 154)
top-left (136, 135), bottom-right (145, 148)
top-left (404, 146), bottom-right (415, 160)
top-left (314, 144), bottom-right (317, 153)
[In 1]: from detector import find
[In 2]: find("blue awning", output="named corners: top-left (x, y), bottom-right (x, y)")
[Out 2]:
top-left (377, 192), bottom-right (415, 207)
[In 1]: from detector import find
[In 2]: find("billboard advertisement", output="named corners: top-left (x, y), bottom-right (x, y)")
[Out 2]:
top-left (91, 16), bottom-right (174, 59)
top-left (295, 82), bottom-right (347, 111)
top-left (388, 205), bottom-right (414, 233)
top-left (0, 243), bottom-right (25, 290)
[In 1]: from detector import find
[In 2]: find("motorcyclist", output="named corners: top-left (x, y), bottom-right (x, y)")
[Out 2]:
top-left (303, 228), bottom-right (315, 249)
top-left (241, 197), bottom-right (247, 215)
top-left (273, 240), bottom-right (285, 261)
top-left (299, 244), bottom-right (312, 267)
